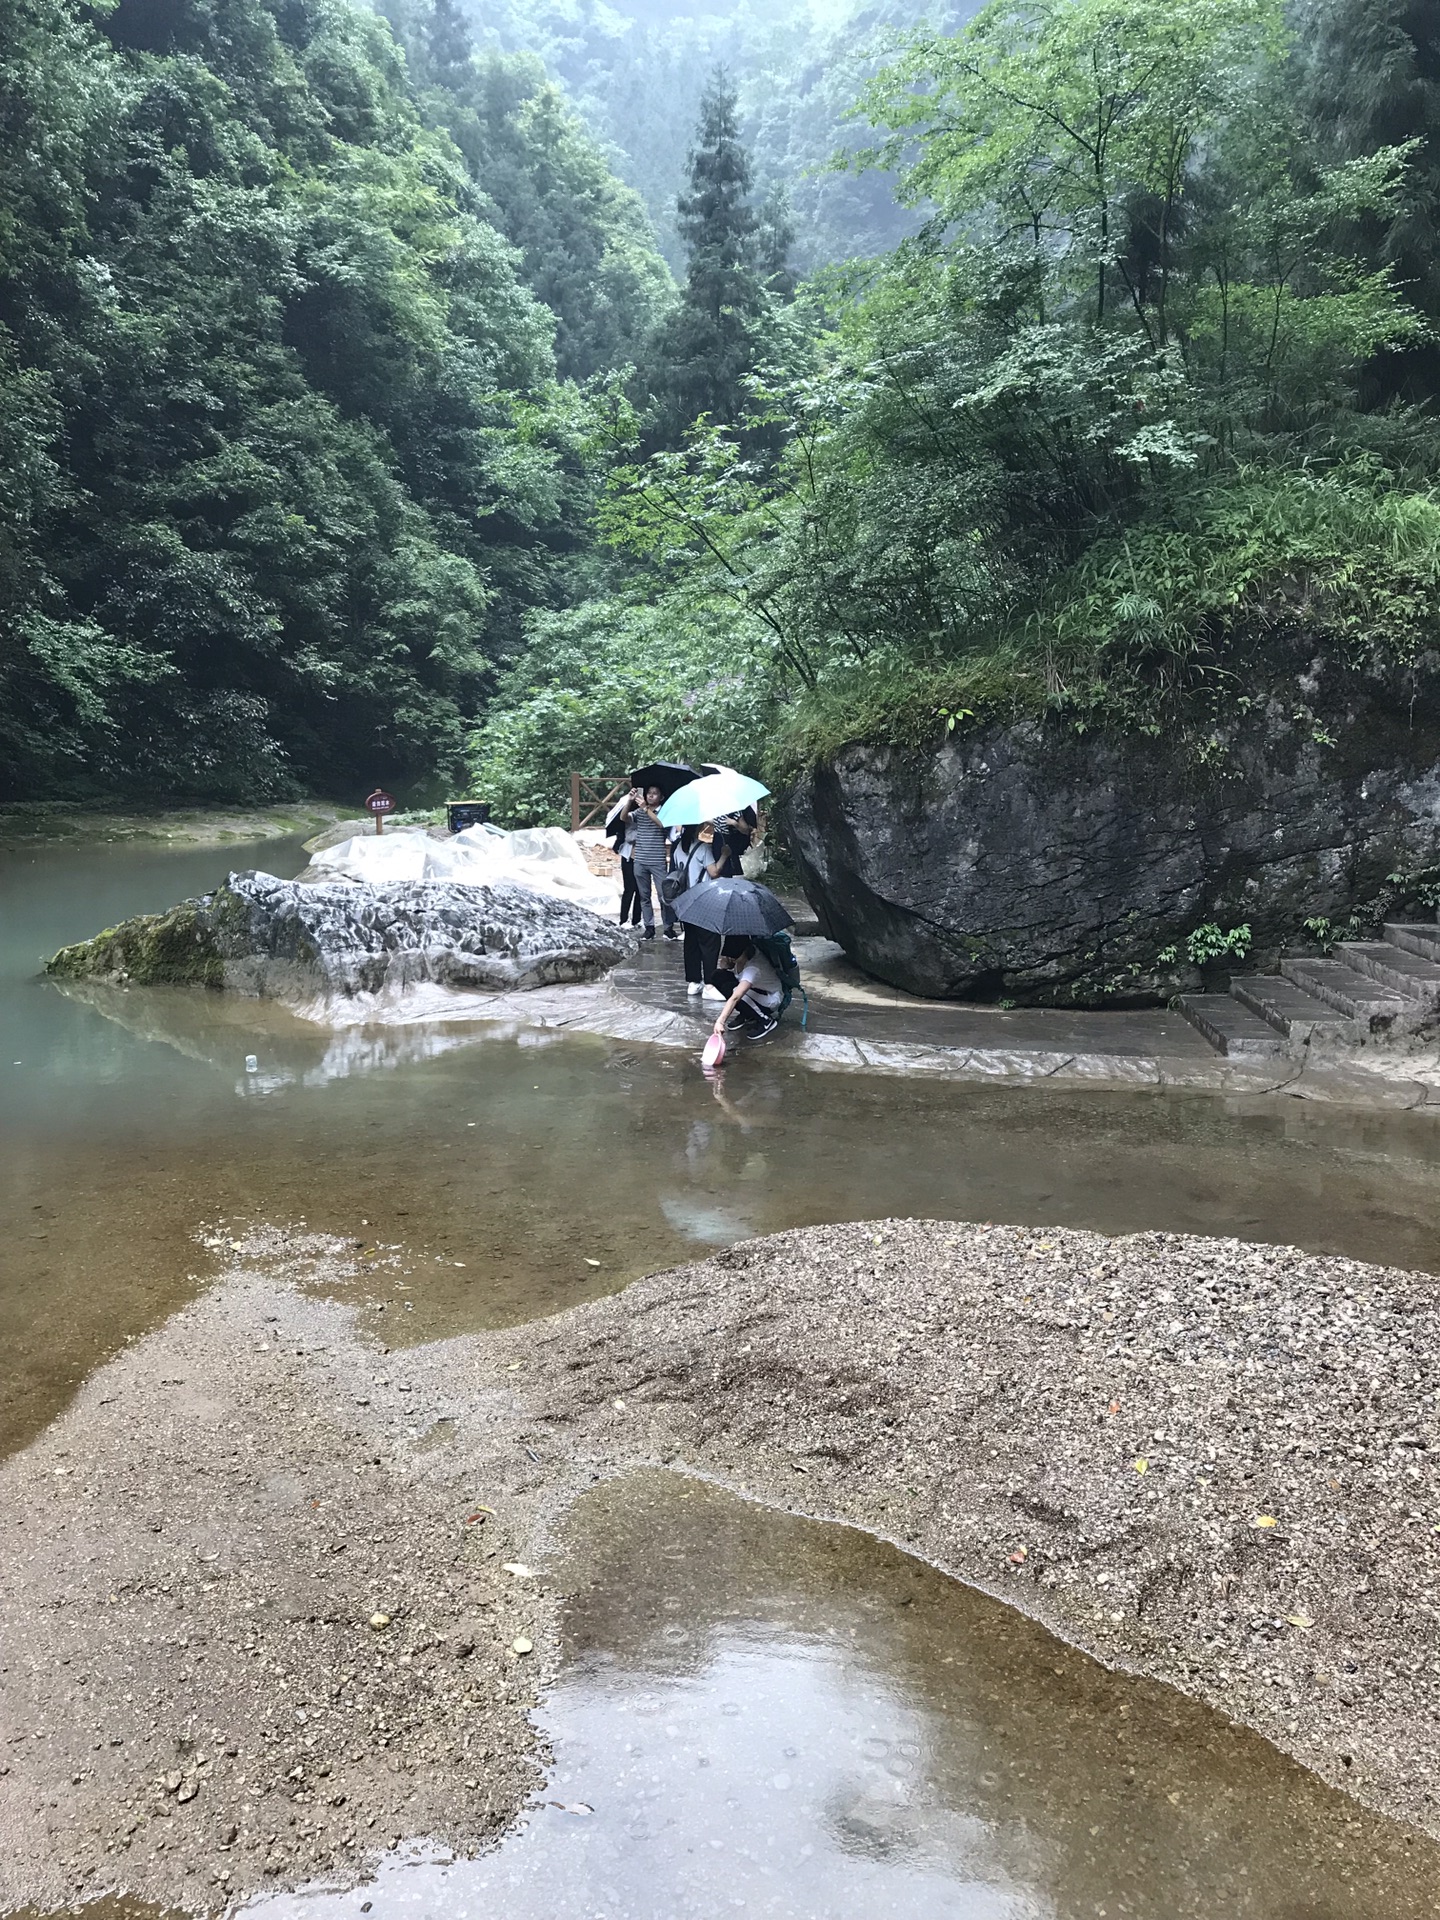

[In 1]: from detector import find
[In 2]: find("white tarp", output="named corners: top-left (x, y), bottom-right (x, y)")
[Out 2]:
top-left (308, 824), bottom-right (617, 917)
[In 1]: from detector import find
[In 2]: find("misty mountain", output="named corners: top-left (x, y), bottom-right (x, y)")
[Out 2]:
top-left (450, 0), bottom-right (981, 271)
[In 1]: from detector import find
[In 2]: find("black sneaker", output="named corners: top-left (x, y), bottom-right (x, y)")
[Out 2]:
top-left (662, 927), bottom-right (680, 941)
top-left (641, 927), bottom-right (655, 940)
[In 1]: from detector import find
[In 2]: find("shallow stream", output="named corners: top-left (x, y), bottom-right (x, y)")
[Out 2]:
top-left (244, 1472), bottom-right (1440, 1919)
top-left (6, 832), bottom-right (1440, 1914)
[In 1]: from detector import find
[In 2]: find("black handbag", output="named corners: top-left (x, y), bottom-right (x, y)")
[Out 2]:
top-left (661, 868), bottom-right (688, 904)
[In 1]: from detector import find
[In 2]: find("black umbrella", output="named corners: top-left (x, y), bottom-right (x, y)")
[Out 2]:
top-left (629, 761), bottom-right (697, 799)
top-left (674, 877), bottom-right (793, 937)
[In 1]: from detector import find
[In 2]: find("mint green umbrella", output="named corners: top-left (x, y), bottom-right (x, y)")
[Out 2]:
top-left (657, 770), bottom-right (768, 827)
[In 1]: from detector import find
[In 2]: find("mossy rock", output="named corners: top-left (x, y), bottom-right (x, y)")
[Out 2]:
top-left (47, 898), bottom-right (225, 987)
top-left (46, 868), bottom-right (634, 1002)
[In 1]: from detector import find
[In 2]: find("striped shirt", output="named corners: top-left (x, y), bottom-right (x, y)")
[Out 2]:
top-left (630, 807), bottom-right (667, 868)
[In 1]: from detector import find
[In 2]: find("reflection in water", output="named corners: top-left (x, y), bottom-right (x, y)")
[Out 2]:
top-left (247, 1473), bottom-right (1440, 1920)
top-left (10, 841), bottom-right (1440, 1919)
top-left (50, 976), bottom-right (504, 1095)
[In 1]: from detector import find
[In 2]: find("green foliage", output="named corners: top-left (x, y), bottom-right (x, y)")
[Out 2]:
top-left (858, 0), bottom-right (1285, 327)
top-left (0, 0), bottom-right (658, 802)
top-left (1043, 468), bottom-right (1440, 705)
top-left (379, 3), bottom-right (675, 381)
top-left (1156, 922), bottom-right (1252, 966)
top-left (465, 0), bottom-right (979, 275)
top-left (466, 590), bottom-right (778, 824)
top-left (644, 67), bottom-right (788, 443)
top-left (765, 463), bottom-right (1440, 769)
top-left (1296, 0), bottom-right (1440, 399)
top-left (767, 0), bottom-right (1439, 771)
top-left (12, 0), bottom-right (1440, 818)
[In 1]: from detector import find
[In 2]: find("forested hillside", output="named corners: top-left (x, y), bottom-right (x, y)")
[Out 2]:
top-left (0, 0), bottom-right (670, 800)
top-left (472, 0), bottom-right (1440, 824)
top-left (6, 0), bottom-right (1440, 815)
top-left (378, 0), bottom-right (675, 378)
top-left (459, 0), bottom-right (980, 273)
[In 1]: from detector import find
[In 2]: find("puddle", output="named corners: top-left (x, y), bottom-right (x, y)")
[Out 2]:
top-left (8, 837), bottom-right (1440, 1459)
top-left (236, 1471), bottom-right (1439, 1919)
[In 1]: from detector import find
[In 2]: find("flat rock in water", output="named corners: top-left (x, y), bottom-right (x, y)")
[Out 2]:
top-left (46, 869), bottom-right (635, 1003)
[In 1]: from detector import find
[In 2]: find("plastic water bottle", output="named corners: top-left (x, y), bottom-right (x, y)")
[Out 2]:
top-left (244, 1054), bottom-right (259, 1073)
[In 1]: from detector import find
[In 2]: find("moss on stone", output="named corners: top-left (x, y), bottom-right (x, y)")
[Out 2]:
top-left (46, 898), bottom-right (224, 987)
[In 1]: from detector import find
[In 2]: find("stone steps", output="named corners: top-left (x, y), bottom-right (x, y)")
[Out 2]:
top-left (1171, 993), bottom-right (1286, 1056)
top-left (1336, 939), bottom-right (1440, 1007)
top-left (1277, 956), bottom-right (1411, 1028)
top-left (1229, 975), bottom-right (1353, 1042)
top-left (1177, 921), bottom-right (1440, 1058)
top-left (1384, 922), bottom-right (1440, 963)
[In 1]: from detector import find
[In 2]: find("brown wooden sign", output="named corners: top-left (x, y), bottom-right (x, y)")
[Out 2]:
top-left (365, 787), bottom-right (396, 834)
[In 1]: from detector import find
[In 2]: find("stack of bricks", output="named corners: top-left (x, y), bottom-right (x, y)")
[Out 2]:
top-left (575, 832), bottom-right (619, 879)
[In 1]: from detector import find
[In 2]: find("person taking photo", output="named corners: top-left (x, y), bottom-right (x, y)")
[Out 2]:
top-left (618, 784), bottom-right (679, 939)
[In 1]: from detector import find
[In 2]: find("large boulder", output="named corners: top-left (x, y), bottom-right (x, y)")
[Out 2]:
top-left (783, 702), bottom-right (1440, 1004)
top-left (47, 870), bottom-right (635, 1004)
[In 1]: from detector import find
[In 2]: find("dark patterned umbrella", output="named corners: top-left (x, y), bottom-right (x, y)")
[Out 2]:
top-left (673, 877), bottom-right (792, 936)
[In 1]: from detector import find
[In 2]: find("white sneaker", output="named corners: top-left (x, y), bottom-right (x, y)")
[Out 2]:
top-left (686, 981), bottom-right (703, 997)
top-left (700, 984), bottom-right (726, 1003)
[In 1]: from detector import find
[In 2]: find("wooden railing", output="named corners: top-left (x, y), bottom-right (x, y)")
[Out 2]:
top-left (570, 773), bottom-right (630, 832)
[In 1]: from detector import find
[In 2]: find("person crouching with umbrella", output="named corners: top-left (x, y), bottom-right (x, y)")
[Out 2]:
top-left (673, 873), bottom-right (793, 1039)
top-left (709, 937), bottom-right (783, 1041)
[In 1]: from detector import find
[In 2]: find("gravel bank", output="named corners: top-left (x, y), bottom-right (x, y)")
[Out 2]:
top-left (507, 1219), bottom-right (1440, 1842)
top-left (2, 1218), bottom-right (1438, 1913)
top-left (0, 804), bottom-right (343, 848)
top-left (0, 1230), bottom-right (575, 1917)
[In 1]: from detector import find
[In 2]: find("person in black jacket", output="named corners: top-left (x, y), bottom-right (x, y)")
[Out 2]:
top-left (677, 822), bottom-right (733, 996)
top-left (606, 797), bottom-right (640, 927)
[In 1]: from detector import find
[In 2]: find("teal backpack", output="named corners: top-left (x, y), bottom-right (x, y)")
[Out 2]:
top-left (753, 930), bottom-right (809, 1028)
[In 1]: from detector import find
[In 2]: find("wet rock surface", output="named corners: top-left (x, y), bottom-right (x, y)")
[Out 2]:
top-left (3, 1219), bottom-right (1440, 1912)
top-left (45, 870), bottom-right (634, 1004)
top-left (784, 707), bottom-right (1440, 1003)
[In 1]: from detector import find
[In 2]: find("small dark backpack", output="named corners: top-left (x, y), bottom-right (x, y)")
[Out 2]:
top-left (753, 931), bottom-right (808, 1027)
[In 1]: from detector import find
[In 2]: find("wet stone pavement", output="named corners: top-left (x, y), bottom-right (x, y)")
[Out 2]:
top-left (611, 937), bottom-right (1218, 1058)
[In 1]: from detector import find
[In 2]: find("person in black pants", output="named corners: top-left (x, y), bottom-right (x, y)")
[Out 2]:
top-left (606, 799), bottom-right (640, 927)
top-left (678, 822), bottom-right (733, 997)
top-left (709, 936), bottom-right (782, 1038)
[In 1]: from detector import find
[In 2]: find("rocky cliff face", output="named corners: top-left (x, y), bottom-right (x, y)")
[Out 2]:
top-left (48, 871), bottom-right (634, 1005)
top-left (783, 704), bottom-right (1440, 1004)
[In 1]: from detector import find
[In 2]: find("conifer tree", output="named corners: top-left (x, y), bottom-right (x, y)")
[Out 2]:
top-left (648, 68), bottom-right (774, 439)
top-left (424, 0), bottom-right (472, 91)
top-left (755, 184), bottom-right (798, 300)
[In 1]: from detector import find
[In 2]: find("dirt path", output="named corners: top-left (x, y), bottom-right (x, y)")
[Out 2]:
top-left (2, 1219), bottom-right (1438, 1912)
